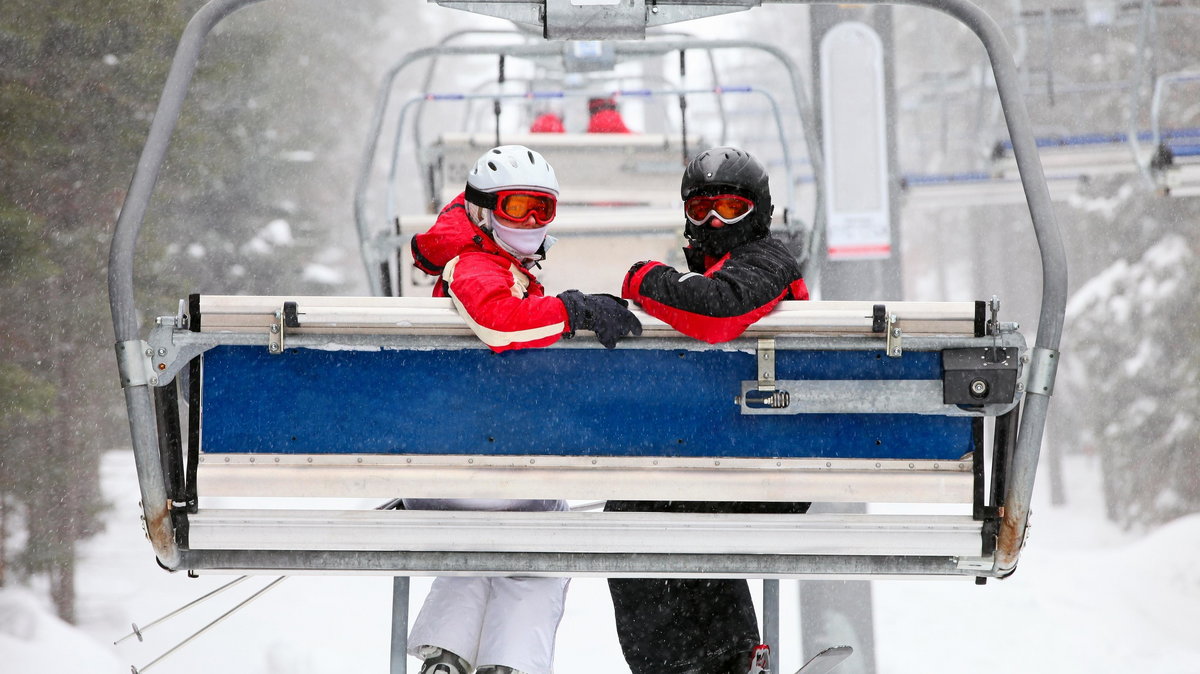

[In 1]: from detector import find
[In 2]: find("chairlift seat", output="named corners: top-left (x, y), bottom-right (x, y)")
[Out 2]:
top-left (145, 295), bottom-right (1025, 578)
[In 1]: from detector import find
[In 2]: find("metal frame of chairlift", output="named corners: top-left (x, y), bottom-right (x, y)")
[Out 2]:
top-left (108, 0), bottom-right (1066, 671)
top-left (408, 30), bottom-right (737, 151)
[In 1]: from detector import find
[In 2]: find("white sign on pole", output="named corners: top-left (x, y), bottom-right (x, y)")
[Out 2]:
top-left (820, 22), bottom-right (891, 261)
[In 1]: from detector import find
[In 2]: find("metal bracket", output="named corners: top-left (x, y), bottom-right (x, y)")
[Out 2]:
top-left (432, 0), bottom-right (757, 39)
top-left (116, 340), bottom-right (156, 388)
top-left (757, 338), bottom-right (776, 390)
top-left (268, 301), bottom-right (301, 354)
top-left (1025, 346), bottom-right (1060, 397)
top-left (154, 299), bottom-right (188, 330)
top-left (545, 0), bottom-right (647, 39)
top-left (942, 347), bottom-right (1020, 405)
top-left (269, 310), bottom-right (284, 354)
top-left (740, 338), bottom-right (790, 409)
top-left (885, 313), bottom-right (903, 357)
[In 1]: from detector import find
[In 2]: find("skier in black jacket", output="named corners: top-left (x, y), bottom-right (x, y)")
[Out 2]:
top-left (607, 147), bottom-right (811, 674)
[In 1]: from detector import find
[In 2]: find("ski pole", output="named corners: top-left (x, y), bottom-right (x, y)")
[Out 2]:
top-left (130, 576), bottom-right (286, 674)
top-left (114, 575), bottom-right (250, 644)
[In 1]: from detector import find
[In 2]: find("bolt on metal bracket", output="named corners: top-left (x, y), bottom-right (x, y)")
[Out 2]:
top-left (757, 338), bottom-right (776, 391)
top-left (740, 338), bottom-right (790, 410)
top-left (267, 301), bottom-right (300, 354)
top-left (268, 305), bottom-right (286, 354)
top-left (886, 314), bottom-right (903, 357)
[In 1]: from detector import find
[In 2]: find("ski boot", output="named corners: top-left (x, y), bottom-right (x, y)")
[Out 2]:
top-left (747, 644), bottom-right (771, 674)
top-left (416, 646), bottom-right (471, 674)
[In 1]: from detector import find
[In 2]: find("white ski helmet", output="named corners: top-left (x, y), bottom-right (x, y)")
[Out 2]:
top-left (466, 145), bottom-right (559, 196)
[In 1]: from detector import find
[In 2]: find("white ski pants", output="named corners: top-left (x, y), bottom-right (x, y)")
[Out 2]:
top-left (403, 498), bottom-right (570, 674)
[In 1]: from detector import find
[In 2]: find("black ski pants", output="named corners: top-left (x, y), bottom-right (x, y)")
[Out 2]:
top-left (605, 500), bottom-right (811, 674)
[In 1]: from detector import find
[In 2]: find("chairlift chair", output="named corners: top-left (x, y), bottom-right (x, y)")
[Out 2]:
top-left (109, 0), bottom-right (1066, 671)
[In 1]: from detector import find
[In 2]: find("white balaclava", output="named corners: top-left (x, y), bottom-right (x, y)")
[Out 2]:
top-left (486, 210), bottom-right (549, 257)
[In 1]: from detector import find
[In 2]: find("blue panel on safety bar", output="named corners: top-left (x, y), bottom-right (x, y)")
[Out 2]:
top-left (200, 345), bottom-right (973, 460)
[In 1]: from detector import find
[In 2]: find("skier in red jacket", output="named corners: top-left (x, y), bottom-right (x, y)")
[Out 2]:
top-left (411, 144), bottom-right (641, 352)
top-left (608, 146), bottom-right (810, 674)
top-left (405, 145), bottom-right (640, 674)
top-left (529, 111), bottom-right (565, 133)
top-left (586, 96), bottom-right (633, 133)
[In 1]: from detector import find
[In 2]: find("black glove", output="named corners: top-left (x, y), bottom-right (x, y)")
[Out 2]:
top-left (557, 290), bottom-right (642, 349)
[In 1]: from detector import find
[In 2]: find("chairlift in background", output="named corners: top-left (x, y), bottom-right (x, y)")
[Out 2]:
top-left (351, 37), bottom-right (826, 298)
top-left (108, 0), bottom-right (1067, 671)
top-left (897, 0), bottom-right (1200, 203)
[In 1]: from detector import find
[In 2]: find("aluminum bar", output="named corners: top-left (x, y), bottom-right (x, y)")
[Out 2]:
top-left (196, 456), bottom-right (974, 503)
top-left (187, 510), bottom-right (984, 558)
top-left (175, 549), bottom-right (987, 579)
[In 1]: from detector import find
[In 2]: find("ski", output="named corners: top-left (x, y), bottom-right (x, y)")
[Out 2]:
top-left (794, 645), bottom-right (853, 674)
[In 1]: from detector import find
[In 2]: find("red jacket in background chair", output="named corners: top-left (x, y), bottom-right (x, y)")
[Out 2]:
top-left (530, 112), bottom-right (565, 133)
top-left (587, 97), bottom-right (632, 133)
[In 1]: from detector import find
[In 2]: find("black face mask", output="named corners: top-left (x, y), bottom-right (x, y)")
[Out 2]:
top-left (684, 212), bottom-right (770, 257)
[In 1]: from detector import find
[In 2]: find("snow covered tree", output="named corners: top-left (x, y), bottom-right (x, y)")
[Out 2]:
top-left (1060, 204), bottom-right (1200, 528)
top-left (0, 0), bottom-right (410, 620)
top-left (0, 0), bottom-right (191, 618)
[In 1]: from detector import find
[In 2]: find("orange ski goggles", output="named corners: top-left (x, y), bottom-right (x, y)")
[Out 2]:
top-left (467, 185), bottom-right (557, 225)
top-left (684, 194), bottom-right (755, 226)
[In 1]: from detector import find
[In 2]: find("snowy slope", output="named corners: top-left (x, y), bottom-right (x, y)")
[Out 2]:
top-left (3, 449), bottom-right (1199, 673)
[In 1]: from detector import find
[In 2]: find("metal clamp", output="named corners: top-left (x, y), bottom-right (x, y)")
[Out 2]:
top-left (885, 313), bottom-right (903, 357)
top-left (1025, 346), bottom-right (1060, 397)
top-left (116, 340), bottom-right (156, 388)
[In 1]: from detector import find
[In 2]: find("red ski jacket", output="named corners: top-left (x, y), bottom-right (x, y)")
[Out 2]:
top-left (411, 193), bottom-right (570, 352)
top-left (621, 236), bottom-right (809, 343)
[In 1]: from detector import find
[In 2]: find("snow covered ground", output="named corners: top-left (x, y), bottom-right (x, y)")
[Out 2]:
top-left (3, 449), bottom-right (1199, 673)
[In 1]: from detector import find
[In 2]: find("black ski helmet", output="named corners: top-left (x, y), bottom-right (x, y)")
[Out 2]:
top-left (680, 146), bottom-right (773, 256)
